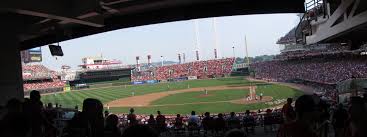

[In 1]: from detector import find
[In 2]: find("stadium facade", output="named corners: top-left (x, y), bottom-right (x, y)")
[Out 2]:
top-left (251, 0), bottom-right (367, 103)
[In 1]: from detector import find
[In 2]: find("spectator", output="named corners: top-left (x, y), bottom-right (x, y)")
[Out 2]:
top-left (131, 58), bottom-right (235, 81)
top-left (147, 114), bottom-right (156, 127)
top-left (215, 113), bottom-right (226, 133)
top-left (202, 112), bottom-right (214, 135)
top-left (277, 95), bottom-right (320, 137)
top-left (155, 111), bottom-right (166, 133)
top-left (188, 111), bottom-right (200, 135)
top-left (344, 97), bottom-right (367, 137)
top-left (0, 102), bottom-right (31, 137)
top-left (28, 90), bottom-right (50, 137)
top-left (68, 98), bottom-right (104, 137)
top-left (226, 112), bottom-right (241, 129)
top-left (174, 114), bottom-right (183, 129)
top-left (188, 111), bottom-right (200, 126)
top-left (127, 108), bottom-right (137, 126)
top-left (243, 110), bottom-right (255, 134)
top-left (105, 110), bottom-right (109, 117)
top-left (332, 104), bottom-right (348, 137)
top-left (104, 114), bottom-right (121, 137)
top-left (282, 98), bottom-right (295, 123)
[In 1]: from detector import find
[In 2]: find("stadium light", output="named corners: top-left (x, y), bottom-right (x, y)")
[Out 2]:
top-left (232, 46), bottom-right (235, 58)
top-left (160, 56), bottom-right (164, 66)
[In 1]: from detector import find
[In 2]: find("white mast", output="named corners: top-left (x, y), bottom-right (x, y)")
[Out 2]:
top-left (212, 18), bottom-right (221, 59)
top-left (244, 35), bottom-right (250, 65)
top-left (194, 19), bottom-right (200, 61)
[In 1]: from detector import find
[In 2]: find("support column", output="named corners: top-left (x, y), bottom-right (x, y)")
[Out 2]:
top-left (0, 16), bottom-right (24, 106)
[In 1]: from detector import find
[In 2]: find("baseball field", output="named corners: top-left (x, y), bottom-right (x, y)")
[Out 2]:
top-left (41, 77), bottom-right (303, 114)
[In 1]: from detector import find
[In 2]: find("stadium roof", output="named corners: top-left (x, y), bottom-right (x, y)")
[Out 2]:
top-left (4, 0), bottom-right (305, 50)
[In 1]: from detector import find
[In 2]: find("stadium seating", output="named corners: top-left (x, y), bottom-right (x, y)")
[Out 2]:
top-left (250, 54), bottom-right (367, 101)
top-left (131, 58), bottom-right (235, 82)
top-left (251, 56), bottom-right (367, 84)
top-left (22, 64), bottom-right (65, 93)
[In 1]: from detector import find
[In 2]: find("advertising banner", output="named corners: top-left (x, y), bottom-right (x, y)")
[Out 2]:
top-left (146, 80), bottom-right (158, 84)
top-left (131, 81), bottom-right (144, 85)
top-left (188, 76), bottom-right (198, 80)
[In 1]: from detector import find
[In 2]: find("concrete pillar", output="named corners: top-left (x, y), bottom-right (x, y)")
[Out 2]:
top-left (0, 16), bottom-right (24, 106)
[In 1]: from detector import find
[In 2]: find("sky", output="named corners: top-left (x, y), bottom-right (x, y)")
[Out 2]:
top-left (39, 13), bottom-right (300, 70)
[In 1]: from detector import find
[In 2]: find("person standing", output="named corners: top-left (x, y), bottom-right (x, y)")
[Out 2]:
top-left (332, 104), bottom-right (348, 137)
top-left (127, 108), bottom-right (137, 126)
top-left (156, 111), bottom-right (166, 133)
top-left (174, 114), bottom-right (183, 129)
top-left (260, 93), bottom-right (263, 100)
top-left (281, 98), bottom-right (296, 123)
top-left (277, 95), bottom-right (320, 137)
top-left (188, 111), bottom-right (200, 136)
top-left (226, 112), bottom-right (240, 129)
top-left (147, 114), bottom-right (156, 128)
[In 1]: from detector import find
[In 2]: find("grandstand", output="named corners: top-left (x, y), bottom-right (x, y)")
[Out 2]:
top-left (251, 0), bottom-right (367, 103)
top-left (64, 56), bottom-right (133, 88)
top-left (131, 58), bottom-right (235, 83)
top-left (22, 64), bottom-right (65, 95)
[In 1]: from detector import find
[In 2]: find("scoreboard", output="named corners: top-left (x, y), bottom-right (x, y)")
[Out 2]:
top-left (21, 47), bottom-right (42, 63)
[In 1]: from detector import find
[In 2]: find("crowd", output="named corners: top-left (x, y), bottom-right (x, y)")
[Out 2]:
top-left (22, 64), bottom-right (65, 92)
top-left (23, 81), bottom-right (65, 91)
top-left (22, 65), bottom-right (51, 80)
top-left (131, 58), bottom-right (235, 82)
top-left (296, 80), bottom-right (338, 101)
top-left (275, 45), bottom-right (351, 60)
top-left (250, 56), bottom-right (367, 84)
top-left (1, 90), bottom-right (366, 137)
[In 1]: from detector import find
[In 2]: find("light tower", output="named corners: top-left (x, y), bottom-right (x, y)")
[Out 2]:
top-left (147, 55), bottom-right (152, 67)
top-left (212, 18), bottom-right (221, 59)
top-left (160, 56), bottom-right (164, 66)
top-left (178, 53), bottom-right (182, 64)
top-left (244, 35), bottom-right (250, 65)
top-left (193, 19), bottom-right (201, 61)
top-left (136, 56), bottom-right (140, 71)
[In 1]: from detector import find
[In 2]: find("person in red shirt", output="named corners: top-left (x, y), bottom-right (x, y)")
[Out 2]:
top-left (277, 95), bottom-right (320, 137)
top-left (127, 108), bottom-right (137, 126)
top-left (174, 114), bottom-right (183, 129)
top-left (155, 111), bottom-right (166, 133)
top-left (282, 98), bottom-right (296, 123)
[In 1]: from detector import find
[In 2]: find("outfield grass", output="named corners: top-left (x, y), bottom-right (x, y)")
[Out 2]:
top-left (112, 84), bottom-right (302, 114)
top-left (151, 89), bottom-right (250, 105)
top-left (41, 77), bottom-right (250, 108)
top-left (40, 77), bottom-right (303, 114)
